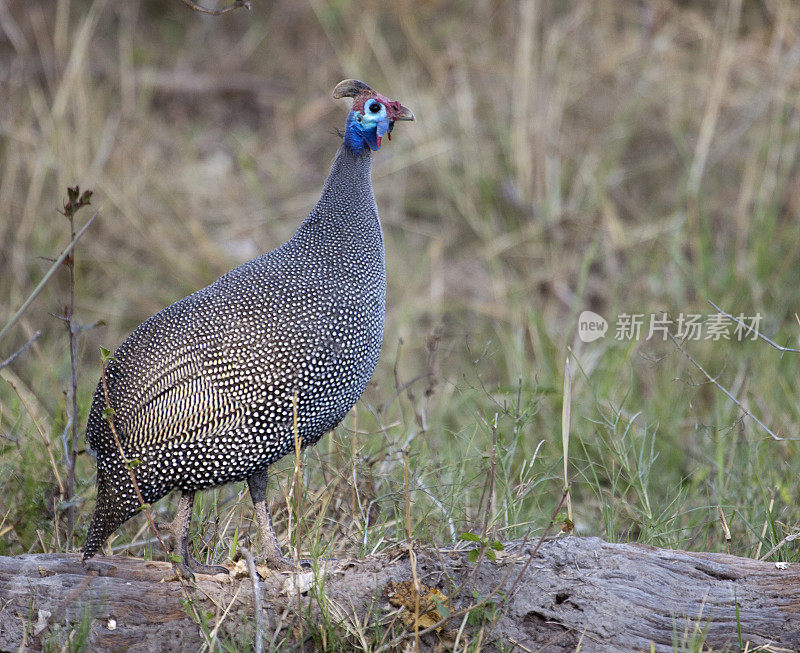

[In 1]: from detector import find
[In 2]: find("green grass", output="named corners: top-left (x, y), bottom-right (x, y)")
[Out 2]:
top-left (2, 0), bottom-right (800, 650)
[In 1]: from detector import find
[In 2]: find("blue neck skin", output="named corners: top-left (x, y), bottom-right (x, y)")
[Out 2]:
top-left (343, 110), bottom-right (391, 155)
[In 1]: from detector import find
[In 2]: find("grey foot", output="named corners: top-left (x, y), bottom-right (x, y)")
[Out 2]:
top-left (160, 530), bottom-right (230, 580)
top-left (156, 492), bottom-right (230, 581)
top-left (184, 550), bottom-right (229, 576)
top-left (246, 469), bottom-right (314, 573)
top-left (256, 552), bottom-right (313, 572)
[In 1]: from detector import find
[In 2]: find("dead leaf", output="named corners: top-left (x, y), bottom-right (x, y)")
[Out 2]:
top-left (386, 580), bottom-right (451, 632)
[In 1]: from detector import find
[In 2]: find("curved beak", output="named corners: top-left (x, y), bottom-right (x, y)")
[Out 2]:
top-left (390, 103), bottom-right (415, 121)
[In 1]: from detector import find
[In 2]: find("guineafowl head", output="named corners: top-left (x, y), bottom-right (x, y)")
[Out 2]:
top-left (334, 79), bottom-right (414, 154)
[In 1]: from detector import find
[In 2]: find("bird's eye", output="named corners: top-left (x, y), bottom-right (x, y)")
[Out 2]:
top-left (368, 101), bottom-right (381, 113)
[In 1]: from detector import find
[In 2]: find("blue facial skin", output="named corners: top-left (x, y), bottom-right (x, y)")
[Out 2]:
top-left (344, 99), bottom-right (391, 155)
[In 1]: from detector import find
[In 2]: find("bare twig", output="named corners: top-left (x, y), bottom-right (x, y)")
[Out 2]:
top-left (375, 489), bottom-right (570, 652)
top-left (707, 300), bottom-right (800, 354)
top-left (99, 357), bottom-right (168, 553)
top-left (667, 332), bottom-right (782, 441)
top-left (97, 352), bottom-right (209, 642)
top-left (459, 411), bottom-right (499, 591)
top-left (383, 371), bottom-right (433, 413)
top-left (287, 390), bottom-right (303, 566)
top-left (179, 0), bottom-right (251, 16)
top-left (758, 532), bottom-right (799, 562)
top-left (402, 445), bottom-right (421, 650)
top-left (0, 211), bottom-right (98, 343)
top-left (562, 357), bottom-right (572, 523)
top-left (506, 635), bottom-right (536, 652)
top-left (239, 547), bottom-right (264, 653)
top-left (0, 331), bottom-right (41, 371)
top-left (505, 489), bottom-right (570, 597)
top-left (289, 390), bottom-right (303, 643)
top-left (483, 414), bottom-right (498, 542)
top-left (396, 413), bottom-right (506, 629)
top-left (200, 585), bottom-right (243, 653)
top-left (58, 185), bottom-right (92, 546)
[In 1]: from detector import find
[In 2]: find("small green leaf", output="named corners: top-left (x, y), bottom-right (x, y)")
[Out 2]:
top-left (99, 346), bottom-right (117, 363)
top-left (467, 549), bottom-right (479, 563)
top-left (460, 532), bottom-right (482, 543)
top-left (485, 549), bottom-right (496, 562)
top-left (126, 458), bottom-right (142, 468)
top-left (489, 541), bottom-right (505, 551)
top-left (434, 598), bottom-right (450, 618)
top-left (101, 406), bottom-right (116, 420)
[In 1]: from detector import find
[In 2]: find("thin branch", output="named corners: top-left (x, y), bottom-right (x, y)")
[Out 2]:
top-left (707, 300), bottom-right (800, 354)
top-left (504, 489), bottom-right (571, 597)
top-left (667, 332), bottom-right (783, 441)
top-left (383, 371), bottom-right (433, 413)
top-left (97, 353), bottom-right (210, 644)
top-left (0, 212), bottom-right (98, 343)
top-left (758, 532), bottom-right (799, 562)
top-left (60, 415), bottom-right (74, 470)
top-left (99, 358), bottom-right (168, 555)
top-left (239, 547), bottom-right (264, 653)
top-left (457, 411), bottom-right (499, 591)
top-left (375, 489), bottom-right (570, 652)
top-left (0, 331), bottom-right (41, 371)
top-left (402, 445), bottom-right (421, 649)
top-left (562, 357), bottom-right (572, 523)
top-left (60, 185), bottom-right (91, 547)
top-left (180, 0), bottom-right (251, 16)
top-left (483, 413), bottom-right (498, 541)
top-left (200, 585), bottom-right (243, 652)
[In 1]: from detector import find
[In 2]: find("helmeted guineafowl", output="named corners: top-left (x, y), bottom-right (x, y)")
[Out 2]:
top-left (82, 79), bottom-right (414, 578)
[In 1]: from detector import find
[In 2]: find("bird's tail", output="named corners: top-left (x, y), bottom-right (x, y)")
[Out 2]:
top-left (83, 462), bottom-right (140, 560)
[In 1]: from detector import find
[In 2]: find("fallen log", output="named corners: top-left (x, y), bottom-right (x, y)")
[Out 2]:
top-left (1, 537), bottom-right (798, 651)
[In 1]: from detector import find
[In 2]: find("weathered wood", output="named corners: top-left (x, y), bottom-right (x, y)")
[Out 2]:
top-left (1, 537), bottom-right (798, 651)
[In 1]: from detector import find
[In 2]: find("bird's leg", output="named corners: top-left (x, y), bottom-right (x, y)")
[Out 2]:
top-left (161, 491), bottom-right (229, 579)
top-left (247, 469), bottom-right (309, 571)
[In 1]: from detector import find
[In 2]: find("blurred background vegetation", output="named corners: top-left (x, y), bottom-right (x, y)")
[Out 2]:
top-left (1, 0), bottom-right (799, 567)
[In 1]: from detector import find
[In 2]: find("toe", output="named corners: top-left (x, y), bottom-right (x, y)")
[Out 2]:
top-left (187, 559), bottom-right (230, 576)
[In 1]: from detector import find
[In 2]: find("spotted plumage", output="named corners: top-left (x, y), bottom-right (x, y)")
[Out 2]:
top-left (83, 80), bottom-right (414, 576)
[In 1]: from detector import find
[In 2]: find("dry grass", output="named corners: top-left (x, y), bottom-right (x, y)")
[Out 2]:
top-left (2, 2), bottom-right (800, 647)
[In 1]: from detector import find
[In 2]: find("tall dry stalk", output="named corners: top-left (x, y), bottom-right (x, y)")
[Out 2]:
top-left (57, 185), bottom-right (92, 544)
top-left (562, 357), bottom-right (572, 524)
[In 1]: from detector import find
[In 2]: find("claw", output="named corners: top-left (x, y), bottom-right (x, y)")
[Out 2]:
top-left (160, 492), bottom-right (228, 580)
top-left (248, 470), bottom-right (315, 573)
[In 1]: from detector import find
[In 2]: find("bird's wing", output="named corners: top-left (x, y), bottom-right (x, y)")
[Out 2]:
top-left (117, 343), bottom-right (246, 452)
top-left (99, 294), bottom-right (250, 453)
